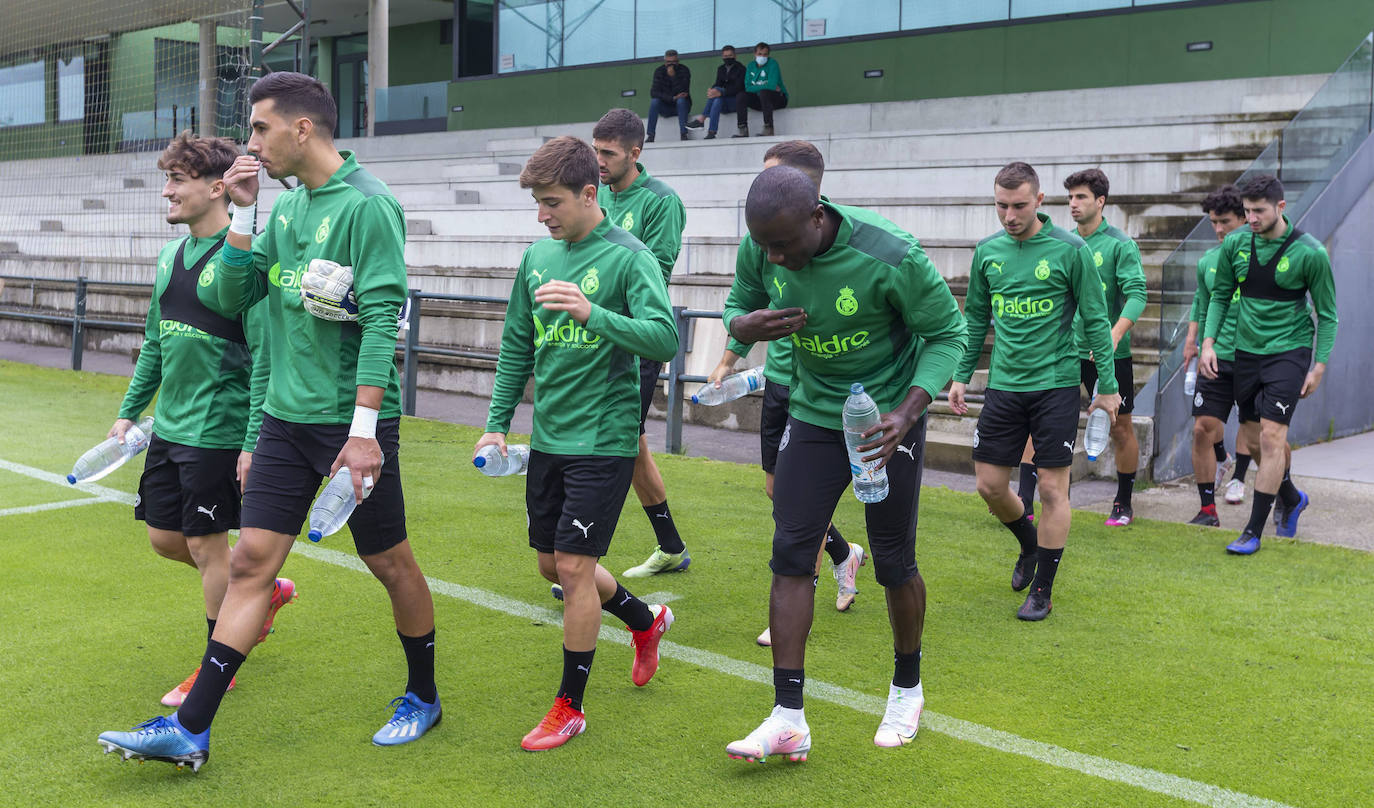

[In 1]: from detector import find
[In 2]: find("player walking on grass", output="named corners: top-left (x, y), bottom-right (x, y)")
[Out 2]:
top-left (590, 109), bottom-right (694, 580)
top-left (475, 136), bottom-right (678, 752)
top-left (98, 72), bottom-right (440, 772)
top-left (722, 166), bottom-right (966, 761)
top-left (949, 162), bottom-right (1121, 622)
top-left (1016, 169), bottom-right (1146, 527)
top-left (1199, 175), bottom-right (1337, 554)
top-left (111, 131), bottom-right (292, 710)
top-left (1184, 185), bottom-right (1259, 527)
top-left (706, 141), bottom-right (866, 646)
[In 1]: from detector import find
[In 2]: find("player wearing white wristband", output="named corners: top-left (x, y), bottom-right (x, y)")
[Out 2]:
top-left (97, 72), bottom-right (440, 773)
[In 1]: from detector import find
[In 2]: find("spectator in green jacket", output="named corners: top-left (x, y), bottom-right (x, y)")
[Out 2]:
top-left (733, 42), bottom-right (788, 138)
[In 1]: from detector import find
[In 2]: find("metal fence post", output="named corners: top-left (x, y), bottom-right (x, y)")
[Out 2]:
top-left (665, 306), bottom-right (688, 454)
top-left (72, 276), bottom-right (87, 371)
top-left (402, 288), bottom-right (421, 416)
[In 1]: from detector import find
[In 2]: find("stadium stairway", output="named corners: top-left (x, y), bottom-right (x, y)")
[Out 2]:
top-left (0, 74), bottom-right (1326, 477)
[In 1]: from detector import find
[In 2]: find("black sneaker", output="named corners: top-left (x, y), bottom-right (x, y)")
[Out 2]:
top-left (1011, 552), bottom-right (1036, 592)
top-left (685, 118), bottom-right (704, 129)
top-left (1104, 501), bottom-right (1133, 527)
top-left (731, 127), bottom-right (749, 138)
top-left (704, 131), bottom-right (717, 139)
top-left (1017, 587), bottom-right (1052, 621)
top-left (646, 133), bottom-right (655, 143)
top-left (1188, 506), bottom-right (1220, 527)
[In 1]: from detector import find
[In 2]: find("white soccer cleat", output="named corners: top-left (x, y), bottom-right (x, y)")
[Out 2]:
top-left (726, 705), bottom-right (811, 763)
top-left (1224, 478), bottom-right (1246, 505)
top-left (874, 682), bottom-right (924, 747)
top-left (756, 627), bottom-right (771, 646)
top-left (1214, 454), bottom-right (1235, 492)
top-left (832, 542), bottom-right (866, 611)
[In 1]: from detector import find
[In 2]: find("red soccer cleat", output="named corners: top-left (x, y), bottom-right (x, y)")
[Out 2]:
top-left (256, 577), bottom-right (298, 644)
top-left (629, 604), bottom-right (674, 686)
top-left (521, 696), bottom-right (586, 751)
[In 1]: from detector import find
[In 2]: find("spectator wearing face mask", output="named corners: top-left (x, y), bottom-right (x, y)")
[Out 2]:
top-left (647, 49), bottom-right (693, 143)
top-left (685, 45), bottom-right (746, 140)
top-left (734, 42), bottom-right (788, 138)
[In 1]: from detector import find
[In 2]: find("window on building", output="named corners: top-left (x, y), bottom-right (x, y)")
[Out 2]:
top-left (0, 59), bottom-right (46, 128)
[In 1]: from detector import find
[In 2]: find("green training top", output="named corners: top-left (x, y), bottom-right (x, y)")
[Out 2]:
top-left (203, 151), bottom-right (409, 424)
top-left (1203, 215), bottom-right (1338, 363)
top-left (485, 215), bottom-right (678, 457)
top-left (119, 228), bottom-right (268, 452)
top-left (725, 235), bottom-right (794, 386)
top-left (1072, 218), bottom-right (1147, 360)
top-left (1190, 243), bottom-right (1240, 362)
top-left (744, 59), bottom-right (787, 96)
top-left (597, 163), bottom-right (685, 286)
top-left (722, 201), bottom-right (966, 430)
top-left (955, 212), bottom-right (1118, 394)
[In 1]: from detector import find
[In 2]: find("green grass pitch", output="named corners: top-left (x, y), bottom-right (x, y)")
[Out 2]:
top-left (1, 359), bottom-right (1370, 807)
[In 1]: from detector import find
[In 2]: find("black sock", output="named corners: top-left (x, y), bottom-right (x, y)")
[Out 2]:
top-left (1233, 453), bottom-right (1252, 481)
top-left (558, 646), bottom-right (595, 710)
top-left (1031, 547), bottom-right (1063, 594)
top-left (206, 616), bottom-right (216, 645)
top-left (1278, 468), bottom-right (1301, 509)
top-left (1213, 441), bottom-right (1228, 463)
top-left (1116, 472), bottom-right (1136, 508)
top-left (644, 501), bottom-right (685, 554)
top-left (1198, 482), bottom-right (1215, 508)
top-left (1246, 492), bottom-right (1276, 536)
top-left (1002, 515), bottom-right (1038, 555)
top-left (177, 640), bottom-right (246, 734)
top-left (774, 667), bottom-right (805, 709)
top-left (1017, 463), bottom-right (1038, 511)
top-left (823, 524), bottom-right (850, 565)
top-left (398, 629), bottom-right (438, 704)
top-left (602, 583), bottom-right (654, 632)
top-left (893, 649), bottom-right (921, 689)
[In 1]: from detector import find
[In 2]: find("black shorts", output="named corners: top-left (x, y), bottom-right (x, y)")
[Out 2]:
top-left (638, 358), bottom-right (662, 436)
top-left (240, 413), bottom-right (407, 556)
top-left (973, 386), bottom-right (1080, 468)
top-left (1233, 348), bottom-right (1311, 426)
top-left (770, 415), bottom-right (927, 588)
top-left (759, 380), bottom-right (790, 475)
top-left (135, 436), bottom-right (241, 536)
top-left (526, 451), bottom-right (636, 557)
top-left (1192, 358), bottom-right (1242, 421)
top-left (1081, 356), bottom-right (1135, 415)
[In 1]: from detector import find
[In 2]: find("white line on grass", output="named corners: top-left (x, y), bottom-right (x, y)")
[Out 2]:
top-left (0, 497), bottom-right (109, 517)
top-left (638, 591), bottom-right (681, 604)
top-left (4, 456), bottom-right (1297, 808)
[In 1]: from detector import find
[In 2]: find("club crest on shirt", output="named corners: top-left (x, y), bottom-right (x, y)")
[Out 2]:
top-left (1035, 259), bottom-right (1052, 280)
top-left (199, 263), bottom-right (215, 286)
top-left (1094, 251), bottom-right (1104, 267)
top-left (836, 286), bottom-right (859, 316)
top-left (580, 267), bottom-right (600, 295)
top-left (1277, 256), bottom-right (1291, 273)
top-left (315, 216), bottom-right (331, 244)
top-left (621, 211), bottom-right (635, 231)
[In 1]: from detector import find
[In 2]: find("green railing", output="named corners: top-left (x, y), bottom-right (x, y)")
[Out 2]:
top-left (1151, 31), bottom-right (1374, 479)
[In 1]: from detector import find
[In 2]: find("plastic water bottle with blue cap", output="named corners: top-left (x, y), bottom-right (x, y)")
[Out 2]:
top-left (307, 463), bottom-right (380, 542)
top-left (68, 415), bottom-right (155, 484)
top-left (1084, 383), bottom-right (1111, 461)
top-left (473, 444), bottom-right (531, 477)
top-left (842, 383), bottom-right (888, 503)
top-left (692, 367), bottom-right (765, 406)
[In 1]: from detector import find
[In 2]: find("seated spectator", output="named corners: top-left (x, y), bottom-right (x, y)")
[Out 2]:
top-left (647, 49), bottom-right (692, 142)
top-left (685, 45), bottom-right (745, 140)
top-left (734, 42), bottom-right (788, 138)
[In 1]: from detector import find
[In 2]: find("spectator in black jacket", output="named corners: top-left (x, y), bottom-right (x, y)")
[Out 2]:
top-left (647, 49), bottom-right (692, 143)
top-left (685, 46), bottom-right (746, 140)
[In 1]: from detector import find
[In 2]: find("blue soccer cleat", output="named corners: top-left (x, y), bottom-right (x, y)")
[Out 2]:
top-left (373, 692), bottom-right (442, 746)
top-left (1275, 491), bottom-right (1309, 538)
top-left (1226, 529), bottom-right (1262, 555)
top-left (97, 714), bottom-right (209, 772)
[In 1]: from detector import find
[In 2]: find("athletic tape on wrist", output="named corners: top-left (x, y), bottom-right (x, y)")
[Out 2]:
top-left (349, 405), bottom-right (379, 439)
top-left (229, 203), bottom-right (257, 235)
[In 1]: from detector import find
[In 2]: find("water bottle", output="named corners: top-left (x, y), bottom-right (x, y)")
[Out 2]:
top-left (68, 415), bottom-right (155, 484)
top-left (1084, 383), bottom-right (1111, 462)
top-left (473, 444), bottom-right (531, 477)
top-left (306, 464), bottom-right (378, 542)
top-left (691, 367), bottom-right (766, 406)
top-left (842, 383), bottom-right (889, 504)
top-left (1183, 357), bottom-right (1198, 397)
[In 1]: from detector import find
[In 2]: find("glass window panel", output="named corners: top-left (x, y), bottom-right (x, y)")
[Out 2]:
top-left (635, 0), bottom-right (714, 59)
top-left (58, 54), bottom-right (84, 122)
top-left (498, 1), bottom-right (555, 72)
top-left (564, 0), bottom-right (633, 67)
top-left (715, 0), bottom-right (786, 51)
top-left (0, 60), bottom-right (46, 128)
top-left (901, 0), bottom-right (1007, 29)
top-left (1011, 0), bottom-right (1128, 18)
top-left (801, 0), bottom-right (899, 41)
